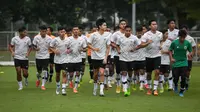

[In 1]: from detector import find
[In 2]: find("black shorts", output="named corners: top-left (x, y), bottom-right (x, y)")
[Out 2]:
top-left (14, 59), bottom-right (29, 69)
top-left (55, 63), bottom-right (68, 73)
top-left (49, 53), bottom-right (55, 64)
top-left (36, 59), bottom-right (49, 72)
top-left (146, 57), bottom-right (161, 72)
top-left (160, 65), bottom-right (170, 74)
top-left (92, 59), bottom-right (106, 69)
top-left (82, 58), bottom-right (86, 65)
top-left (172, 66), bottom-right (187, 78)
top-left (132, 61), bottom-right (145, 71)
top-left (107, 55), bottom-right (114, 65)
top-left (68, 63), bottom-right (82, 72)
top-left (188, 60), bottom-right (192, 71)
top-left (120, 61), bottom-right (133, 71)
top-left (88, 56), bottom-right (92, 65)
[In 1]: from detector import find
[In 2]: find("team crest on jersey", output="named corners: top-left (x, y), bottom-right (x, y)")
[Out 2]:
top-left (184, 46), bottom-right (187, 50)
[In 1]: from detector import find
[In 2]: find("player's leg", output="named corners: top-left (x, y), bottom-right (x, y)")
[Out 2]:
top-left (41, 59), bottom-right (49, 90)
top-left (55, 64), bottom-right (61, 95)
top-left (120, 61), bottom-right (128, 96)
top-left (14, 59), bottom-right (23, 90)
top-left (35, 59), bottom-right (42, 87)
top-left (49, 53), bottom-right (55, 82)
top-left (127, 62), bottom-right (133, 95)
top-left (179, 67), bottom-right (187, 97)
top-left (108, 58), bottom-right (114, 88)
top-left (104, 64), bottom-right (109, 90)
top-left (145, 58), bottom-right (153, 95)
top-left (73, 63), bottom-right (82, 93)
top-left (92, 60), bottom-right (100, 96)
top-left (99, 61), bottom-right (106, 96)
top-left (168, 69), bottom-right (173, 91)
top-left (186, 60), bottom-right (192, 90)
top-left (152, 57), bottom-right (161, 96)
top-left (172, 68), bottom-right (179, 93)
top-left (21, 60), bottom-right (29, 87)
top-left (138, 61), bottom-right (146, 91)
top-left (79, 58), bottom-right (86, 85)
top-left (61, 64), bottom-right (68, 96)
top-left (132, 61), bottom-right (139, 91)
top-left (114, 56), bottom-right (121, 93)
top-left (159, 65), bottom-right (165, 93)
top-left (88, 56), bottom-right (94, 83)
top-left (68, 63), bottom-right (74, 89)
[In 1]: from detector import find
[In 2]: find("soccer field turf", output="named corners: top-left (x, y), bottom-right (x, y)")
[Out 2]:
top-left (0, 66), bottom-right (200, 112)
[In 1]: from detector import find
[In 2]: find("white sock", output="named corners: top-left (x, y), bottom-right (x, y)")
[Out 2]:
top-left (147, 80), bottom-right (152, 89)
top-left (159, 75), bottom-right (164, 89)
top-left (122, 75), bottom-right (127, 92)
top-left (56, 82), bottom-right (60, 88)
top-left (128, 76), bottom-right (132, 88)
top-left (94, 83), bottom-right (98, 91)
top-left (116, 74), bottom-right (121, 86)
top-left (153, 80), bottom-right (159, 90)
top-left (42, 78), bottom-right (46, 86)
top-left (100, 83), bottom-right (104, 92)
top-left (144, 73), bottom-right (147, 85)
top-left (168, 71), bottom-right (173, 89)
top-left (79, 74), bottom-right (82, 81)
top-left (139, 75), bottom-right (144, 88)
top-left (74, 76), bottom-right (79, 89)
top-left (108, 76), bottom-right (111, 85)
top-left (104, 76), bottom-right (108, 85)
top-left (18, 81), bottom-right (23, 88)
top-left (62, 83), bottom-right (66, 89)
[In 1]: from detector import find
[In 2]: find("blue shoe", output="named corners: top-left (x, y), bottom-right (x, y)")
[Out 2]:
top-left (179, 92), bottom-right (184, 97)
top-left (174, 86), bottom-right (178, 93)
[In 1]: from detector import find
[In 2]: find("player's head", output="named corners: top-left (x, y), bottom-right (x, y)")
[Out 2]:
top-left (119, 19), bottom-right (127, 30)
top-left (58, 26), bottom-right (66, 38)
top-left (124, 25), bottom-right (132, 37)
top-left (96, 18), bottom-right (107, 31)
top-left (167, 19), bottom-right (176, 29)
top-left (72, 25), bottom-right (80, 37)
top-left (39, 25), bottom-right (47, 37)
top-left (178, 29), bottom-right (187, 42)
top-left (18, 26), bottom-right (27, 37)
top-left (91, 26), bottom-right (97, 33)
top-left (47, 26), bottom-right (53, 36)
top-left (180, 25), bottom-right (189, 33)
top-left (136, 26), bottom-right (143, 38)
top-left (149, 20), bottom-right (157, 31)
top-left (142, 25), bottom-right (148, 33)
top-left (66, 27), bottom-right (72, 37)
top-left (161, 29), bottom-right (168, 40)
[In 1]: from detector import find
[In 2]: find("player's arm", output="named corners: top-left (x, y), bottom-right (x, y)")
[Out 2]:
top-left (9, 44), bottom-right (15, 57)
top-left (32, 37), bottom-right (40, 51)
top-left (187, 42), bottom-right (193, 58)
top-left (116, 39), bottom-right (121, 54)
top-left (138, 35), bottom-right (152, 48)
top-left (169, 42), bottom-right (175, 63)
top-left (26, 38), bottom-right (32, 57)
top-left (110, 34), bottom-right (118, 48)
top-left (105, 44), bottom-right (110, 58)
top-left (87, 34), bottom-right (99, 52)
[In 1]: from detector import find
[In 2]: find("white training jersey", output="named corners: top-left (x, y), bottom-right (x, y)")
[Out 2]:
top-left (117, 35), bottom-right (141, 62)
top-left (32, 35), bottom-right (52, 59)
top-left (67, 36), bottom-right (87, 63)
top-left (141, 31), bottom-right (163, 58)
top-left (168, 29), bottom-right (179, 41)
top-left (110, 31), bottom-right (124, 57)
top-left (161, 39), bottom-right (171, 65)
top-left (132, 37), bottom-right (146, 61)
top-left (50, 37), bottom-right (70, 64)
top-left (10, 36), bottom-right (32, 60)
top-left (185, 35), bottom-right (196, 59)
top-left (88, 31), bottom-right (111, 60)
top-left (80, 35), bottom-right (87, 59)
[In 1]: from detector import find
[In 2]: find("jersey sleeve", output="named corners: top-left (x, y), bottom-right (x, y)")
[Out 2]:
top-left (87, 34), bottom-right (93, 44)
top-left (32, 37), bottom-right (37, 46)
top-left (10, 37), bottom-right (15, 46)
top-left (50, 38), bottom-right (57, 47)
top-left (134, 37), bottom-right (141, 46)
top-left (110, 33), bottom-right (117, 43)
top-left (28, 38), bottom-right (32, 46)
top-left (82, 39), bottom-right (87, 48)
top-left (169, 41), bottom-right (175, 51)
top-left (116, 38), bottom-right (121, 46)
top-left (191, 37), bottom-right (196, 47)
top-left (141, 34), bottom-right (147, 43)
top-left (159, 32), bottom-right (163, 41)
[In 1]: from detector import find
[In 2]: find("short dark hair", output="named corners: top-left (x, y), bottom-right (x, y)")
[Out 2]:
top-left (66, 27), bottom-right (72, 32)
top-left (136, 26), bottom-right (143, 32)
top-left (58, 26), bottom-right (65, 31)
top-left (180, 25), bottom-right (189, 30)
top-left (125, 25), bottom-right (132, 29)
top-left (18, 26), bottom-right (26, 32)
top-left (148, 20), bottom-right (156, 26)
top-left (167, 19), bottom-right (176, 25)
top-left (47, 26), bottom-right (53, 32)
top-left (119, 19), bottom-right (126, 24)
top-left (39, 25), bottom-right (47, 30)
top-left (114, 26), bottom-right (119, 31)
top-left (178, 29), bottom-right (187, 37)
top-left (96, 18), bottom-right (106, 29)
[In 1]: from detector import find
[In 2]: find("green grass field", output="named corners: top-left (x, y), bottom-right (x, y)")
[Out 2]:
top-left (0, 66), bottom-right (200, 112)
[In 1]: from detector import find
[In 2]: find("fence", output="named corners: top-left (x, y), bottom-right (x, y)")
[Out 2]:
top-left (0, 31), bottom-right (200, 65)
